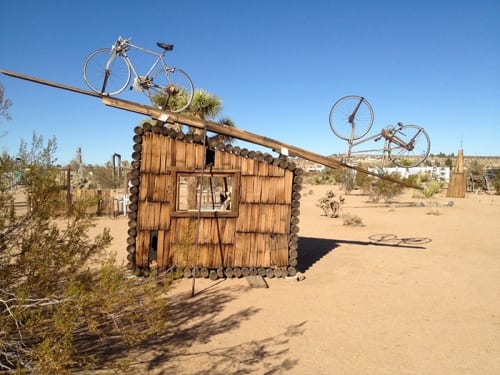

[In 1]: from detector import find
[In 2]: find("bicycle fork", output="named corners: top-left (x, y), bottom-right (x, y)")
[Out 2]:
top-left (101, 52), bottom-right (119, 93)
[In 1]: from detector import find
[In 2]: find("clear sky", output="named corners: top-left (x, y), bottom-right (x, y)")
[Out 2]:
top-left (1, 0), bottom-right (499, 165)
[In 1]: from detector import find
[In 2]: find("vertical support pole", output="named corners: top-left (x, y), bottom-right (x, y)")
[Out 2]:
top-left (66, 167), bottom-right (72, 215)
top-left (112, 153), bottom-right (122, 189)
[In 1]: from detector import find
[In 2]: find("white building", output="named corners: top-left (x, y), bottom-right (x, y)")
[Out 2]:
top-left (368, 166), bottom-right (450, 182)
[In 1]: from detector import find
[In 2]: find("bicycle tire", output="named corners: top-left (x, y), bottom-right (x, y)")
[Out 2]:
top-left (400, 237), bottom-right (432, 245)
top-left (388, 125), bottom-right (431, 167)
top-left (82, 48), bottom-right (131, 96)
top-left (146, 67), bottom-right (194, 113)
top-left (329, 95), bottom-right (374, 140)
top-left (369, 233), bottom-right (397, 242)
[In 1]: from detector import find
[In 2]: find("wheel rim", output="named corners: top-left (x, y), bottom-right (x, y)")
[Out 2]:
top-left (82, 48), bottom-right (130, 96)
top-left (388, 125), bottom-right (431, 167)
top-left (147, 67), bottom-right (194, 113)
top-left (329, 95), bottom-right (374, 140)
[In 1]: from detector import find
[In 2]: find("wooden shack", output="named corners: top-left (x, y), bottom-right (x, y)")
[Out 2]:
top-left (126, 123), bottom-right (303, 279)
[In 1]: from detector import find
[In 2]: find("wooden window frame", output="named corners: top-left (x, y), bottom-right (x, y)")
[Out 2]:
top-left (170, 169), bottom-right (240, 218)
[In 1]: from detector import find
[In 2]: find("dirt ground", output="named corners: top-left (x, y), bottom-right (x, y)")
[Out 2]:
top-left (98, 185), bottom-right (500, 374)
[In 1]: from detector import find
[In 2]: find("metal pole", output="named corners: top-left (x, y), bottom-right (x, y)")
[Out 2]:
top-left (191, 127), bottom-right (208, 297)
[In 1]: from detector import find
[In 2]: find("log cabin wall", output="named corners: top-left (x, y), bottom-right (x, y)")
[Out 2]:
top-left (126, 123), bottom-right (303, 278)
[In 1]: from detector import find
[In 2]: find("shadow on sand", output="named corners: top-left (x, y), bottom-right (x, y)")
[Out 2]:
top-left (297, 234), bottom-right (431, 273)
top-left (78, 283), bottom-right (306, 374)
top-left (78, 234), bottom-right (430, 373)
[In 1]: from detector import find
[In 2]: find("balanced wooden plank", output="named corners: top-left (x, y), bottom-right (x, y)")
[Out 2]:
top-left (102, 96), bottom-right (421, 188)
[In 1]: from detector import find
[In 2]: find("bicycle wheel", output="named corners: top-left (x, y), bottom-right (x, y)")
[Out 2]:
top-left (83, 48), bottom-right (130, 96)
top-left (329, 95), bottom-right (374, 140)
top-left (400, 237), bottom-right (432, 245)
top-left (388, 125), bottom-right (431, 167)
top-left (368, 233), bottom-right (397, 243)
top-left (147, 67), bottom-right (194, 113)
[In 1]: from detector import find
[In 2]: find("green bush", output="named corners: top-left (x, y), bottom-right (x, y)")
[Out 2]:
top-left (1, 136), bottom-right (170, 373)
top-left (423, 180), bottom-right (442, 197)
top-left (359, 172), bottom-right (405, 203)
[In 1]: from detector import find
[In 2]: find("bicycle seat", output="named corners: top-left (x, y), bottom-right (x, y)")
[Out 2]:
top-left (157, 42), bottom-right (174, 51)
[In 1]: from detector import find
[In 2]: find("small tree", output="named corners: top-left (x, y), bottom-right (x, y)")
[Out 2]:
top-left (445, 157), bottom-right (453, 169)
top-left (359, 172), bottom-right (405, 203)
top-left (0, 83), bottom-right (12, 122)
top-left (1, 136), bottom-right (169, 373)
top-left (468, 160), bottom-right (484, 177)
top-left (0, 83), bottom-right (12, 138)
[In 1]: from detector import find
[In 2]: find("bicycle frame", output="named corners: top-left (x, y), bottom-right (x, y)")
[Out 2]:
top-left (345, 123), bottom-right (416, 162)
top-left (84, 36), bottom-right (194, 112)
top-left (110, 38), bottom-right (169, 88)
top-left (345, 127), bottom-right (395, 159)
top-left (330, 96), bottom-right (430, 168)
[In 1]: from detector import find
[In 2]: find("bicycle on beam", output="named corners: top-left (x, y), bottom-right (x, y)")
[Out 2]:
top-left (83, 36), bottom-right (194, 113)
top-left (329, 95), bottom-right (431, 168)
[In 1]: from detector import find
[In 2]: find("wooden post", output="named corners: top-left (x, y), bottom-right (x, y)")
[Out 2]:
top-left (447, 149), bottom-right (466, 198)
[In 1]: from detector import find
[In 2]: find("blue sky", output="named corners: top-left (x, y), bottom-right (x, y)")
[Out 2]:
top-left (1, 0), bottom-right (498, 165)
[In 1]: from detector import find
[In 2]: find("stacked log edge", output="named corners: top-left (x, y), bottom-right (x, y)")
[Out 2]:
top-left (126, 122), bottom-right (303, 279)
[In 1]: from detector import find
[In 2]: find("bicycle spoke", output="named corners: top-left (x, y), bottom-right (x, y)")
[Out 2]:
top-left (147, 67), bottom-right (194, 112)
top-left (84, 40), bottom-right (194, 111)
top-left (388, 125), bottom-right (431, 167)
top-left (82, 48), bottom-right (130, 96)
top-left (329, 96), bottom-right (374, 140)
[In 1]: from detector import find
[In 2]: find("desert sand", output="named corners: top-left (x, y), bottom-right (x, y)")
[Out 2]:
top-left (98, 184), bottom-right (500, 374)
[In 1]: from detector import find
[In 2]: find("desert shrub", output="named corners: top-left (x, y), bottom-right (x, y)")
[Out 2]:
top-left (468, 160), bottom-right (484, 177)
top-left (423, 180), bottom-right (442, 197)
top-left (1, 136), bottom-right (170, 373)
top-left (302, 168), bottom-right (337, 185)
top-left (492, 175), bottom-right (500, 195)
top-left (359, 172), bottom-right (405, 203)
top-left (405, 173), bottom-right (421, 188)
top-left (342, 212), bottom-right (364, 226)
top-left (339, 168), bottom-right (356, 193)
top-left (316, 190), bottom-right (344, 218)
top-left (354, 167), bottom-right (370, 189)
top-left (418, 172), bottom-right (430, 183)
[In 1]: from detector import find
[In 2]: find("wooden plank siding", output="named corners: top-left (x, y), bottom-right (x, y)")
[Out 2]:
top-left (129, 124), bottom-right (302, 277)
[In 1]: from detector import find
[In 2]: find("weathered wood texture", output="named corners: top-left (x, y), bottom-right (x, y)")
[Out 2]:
top-left (128, 124), bottom-right (302, 278)
top-left (447, 149), bottom-right (466, 198)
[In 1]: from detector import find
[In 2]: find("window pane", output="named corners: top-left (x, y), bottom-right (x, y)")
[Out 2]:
top-left (177, 174), bottom-right (233, 212)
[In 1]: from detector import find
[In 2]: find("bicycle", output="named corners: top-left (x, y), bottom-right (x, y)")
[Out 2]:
top-left (329, 95), bottom-right (431, 168)
top-left (368, 233), bottom-right (431, 247)
top-left (83, 36), bottom-right (194, 113)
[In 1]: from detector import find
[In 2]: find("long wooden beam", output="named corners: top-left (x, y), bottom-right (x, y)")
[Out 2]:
top-left (0, 68), bottom-right (102, 98)
top-left (0, 68), bottom-right (419, 188)
top-left (102, 97), bottom-right (341, 164)
top-left (102, 96), bottom-right (420, 188)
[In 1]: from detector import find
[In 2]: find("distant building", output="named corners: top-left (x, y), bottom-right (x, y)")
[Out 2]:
top-left (305, 165), bottom-right (325, 173)
top-left (368, 166), bottom-right (450, 182)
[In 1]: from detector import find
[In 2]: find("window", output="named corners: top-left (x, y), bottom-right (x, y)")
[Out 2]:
top-left (172, 170), bottom-right (239, 217)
